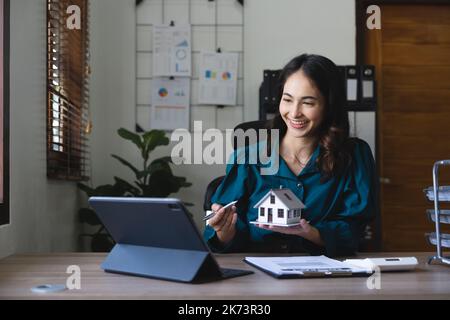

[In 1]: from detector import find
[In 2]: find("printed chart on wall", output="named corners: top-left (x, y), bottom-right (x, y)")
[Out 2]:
top-left (198, 52), bottom-right (238, 106)
top-left (151, 78), bottom-right (190, 131)
top-left (135, 0), bottom-right (245, 133)
top-left (152, 24), bottom-right (191, 77)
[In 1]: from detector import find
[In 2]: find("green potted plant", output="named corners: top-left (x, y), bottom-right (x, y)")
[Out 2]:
top-left (78, 128), bottom-right (192, 252)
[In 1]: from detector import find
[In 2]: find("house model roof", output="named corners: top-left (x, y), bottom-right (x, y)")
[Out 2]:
top-left (253, 188), bottom-right (306, 209)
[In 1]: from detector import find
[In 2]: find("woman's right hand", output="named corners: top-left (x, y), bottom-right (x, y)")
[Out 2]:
top-left (209, 203), bottom-right (238, 246)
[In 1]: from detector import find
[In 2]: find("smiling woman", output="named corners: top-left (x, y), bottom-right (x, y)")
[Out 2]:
top-left (204, 54), bottom-right (378, 257)
top-left (0, 0), bottom-right (9, 226)
top-left (271, 54), bottom-right (352, 181)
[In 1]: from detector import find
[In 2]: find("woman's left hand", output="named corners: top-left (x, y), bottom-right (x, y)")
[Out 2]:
top-left (256, 219), bottom-right (325, 247)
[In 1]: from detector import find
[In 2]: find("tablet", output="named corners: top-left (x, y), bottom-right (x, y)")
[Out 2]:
top-left (89, 197), bottom-right (253, 283)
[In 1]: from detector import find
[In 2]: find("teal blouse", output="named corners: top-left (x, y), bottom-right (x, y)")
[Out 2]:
top-left (203, 138), bottom-right (377, 257)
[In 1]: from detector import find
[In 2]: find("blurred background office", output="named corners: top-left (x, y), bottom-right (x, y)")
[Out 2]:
top-left (1, 0), bottom-right (449, 259)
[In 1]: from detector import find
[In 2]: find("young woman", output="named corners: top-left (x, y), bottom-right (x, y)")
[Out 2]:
top-left (203, 54), bottom-right (377, 257)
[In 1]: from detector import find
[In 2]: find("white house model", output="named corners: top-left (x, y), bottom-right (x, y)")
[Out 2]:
top-left (252, 188), bottom-right (305, 226)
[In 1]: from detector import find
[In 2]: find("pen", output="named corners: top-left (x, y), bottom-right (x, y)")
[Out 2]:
top-left (203, 200), bottom-right (238, 221)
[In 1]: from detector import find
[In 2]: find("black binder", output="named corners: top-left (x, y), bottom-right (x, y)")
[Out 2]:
top-left (344, 65), bottom-right (360, 109)
top-left (259, 65), bottom-right (376, 113)
top-left (360, 65), bottom-right (376, 110)
top-left (340, 65), bottom-right (376, 111)
top-left (89, 197), bottom-right (253, 283)
top-left (259, 69), bottom-right (281, 120)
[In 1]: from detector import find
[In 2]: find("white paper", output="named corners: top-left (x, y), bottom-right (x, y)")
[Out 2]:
top-left (424, 186), bottom-right (450, 201)
top-left (151, 77), bottom-right (190, 130)
top-left (347, 79), bottom-right (358, 101)
top-left (198, 52), bottom-right (239, 106)
top-left (245, 255), bottom-right (369, 276)
top-left (428, 232), bottom-right (450, 248)
top-left (427, 209), bottom-right (450, 224)
top-left (362, 80), bottom-right (374, 98)
top-left (153, 24), bottom-right (191, 77)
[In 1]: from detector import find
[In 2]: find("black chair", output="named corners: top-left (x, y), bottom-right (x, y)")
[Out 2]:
top-left (203, 120), bottom-right (269, 211)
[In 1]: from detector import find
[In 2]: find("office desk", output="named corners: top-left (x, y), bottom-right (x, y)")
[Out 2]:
top-left (0, 252), bottom-right (449, 299)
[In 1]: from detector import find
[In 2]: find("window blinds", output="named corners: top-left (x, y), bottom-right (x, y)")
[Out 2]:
top-left (47, 0), bottom-right (90, 181)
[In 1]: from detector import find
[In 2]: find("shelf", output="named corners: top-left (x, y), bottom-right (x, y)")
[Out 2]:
top-left (426, 160), bottom-right (450, 266)
top-left (427, 209), bottom-right (450, 224)
top-left (424, 186), bottom-right (450, 202)
top-left (426, 232), bottom-right (450, 249)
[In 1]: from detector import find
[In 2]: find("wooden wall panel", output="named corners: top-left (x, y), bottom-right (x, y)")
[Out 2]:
top-left (365, 4), bottom-right (450, 251)
top-left (383, 23), bottom-right (450, 44)
top-left (383, 88), bottom-right (450, 112)
top-left (383, 66), bottom-right (450, 88)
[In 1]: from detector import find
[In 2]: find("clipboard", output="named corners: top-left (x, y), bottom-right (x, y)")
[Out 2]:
top-left (244, 255), bottom-right (373, 279)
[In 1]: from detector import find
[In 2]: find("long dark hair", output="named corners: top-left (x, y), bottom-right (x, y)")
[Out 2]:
top-left (268, 53), bottom-right (354, 181)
